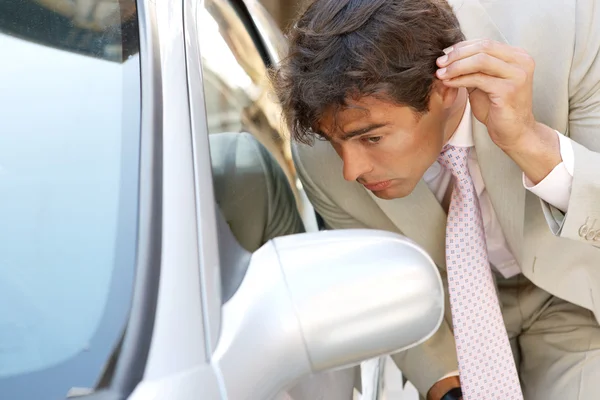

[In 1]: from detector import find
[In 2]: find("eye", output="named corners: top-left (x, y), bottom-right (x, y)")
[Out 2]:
top-left (363, 136), bottom-right (382, 144)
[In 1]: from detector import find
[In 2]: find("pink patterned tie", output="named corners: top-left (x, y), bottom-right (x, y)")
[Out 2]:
top-left (438, 145), bottom-right (523, 400)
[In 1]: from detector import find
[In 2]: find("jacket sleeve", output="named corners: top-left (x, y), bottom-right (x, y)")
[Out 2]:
top-left (540, 0), bottom-right (600, 248)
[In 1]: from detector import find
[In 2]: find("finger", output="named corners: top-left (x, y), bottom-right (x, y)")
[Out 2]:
top-left (439, 39), bottom-right (522, 67)
top-left (441, 73), bottom-right (508, 94)
top-left (436, 53), bottom-right (521, 81)
top-left (442, 39), bottom-right (485, 54)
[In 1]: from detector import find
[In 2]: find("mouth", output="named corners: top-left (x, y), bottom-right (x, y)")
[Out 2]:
top-left (362, 180), bottom-right (393, 192)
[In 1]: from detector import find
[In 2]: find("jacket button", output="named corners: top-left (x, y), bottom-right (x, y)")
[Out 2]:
top-left (579, 218), bottom-right (598, 241)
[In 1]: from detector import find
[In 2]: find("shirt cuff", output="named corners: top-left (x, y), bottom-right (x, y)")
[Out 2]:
top-left (522, 131), bottom-right (574, 213)
top-left (437, 370), bottom-right (460, 382)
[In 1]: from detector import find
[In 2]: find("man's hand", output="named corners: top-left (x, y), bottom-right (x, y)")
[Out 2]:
top-left (435, 39), bottom-right (536, 151)
top-left (436, 39), bottom-right (562, 184)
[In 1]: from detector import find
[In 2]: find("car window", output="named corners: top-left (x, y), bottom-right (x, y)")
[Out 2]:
top-left (0, 1), bottom-right (140, 398)
top-left (198, 0), bottom-right (312, 254)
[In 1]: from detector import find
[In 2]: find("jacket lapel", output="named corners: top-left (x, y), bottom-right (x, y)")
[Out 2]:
top-left (472, 117), bottom-right (525, 261)
top-left (367, 182), bottom-right (448, 269)
top-left (449, 0), bottom-right (508, 44)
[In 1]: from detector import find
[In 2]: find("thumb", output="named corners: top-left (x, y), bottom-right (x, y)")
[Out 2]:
top-left (468, 89), bottom-right (489, 124)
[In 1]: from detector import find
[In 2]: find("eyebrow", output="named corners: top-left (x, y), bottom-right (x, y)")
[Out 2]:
top-left (339, 123), bottom-right (388, 140)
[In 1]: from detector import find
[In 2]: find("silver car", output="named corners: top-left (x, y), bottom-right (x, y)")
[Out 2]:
top-left (0, 0), bottom-right (444, 399)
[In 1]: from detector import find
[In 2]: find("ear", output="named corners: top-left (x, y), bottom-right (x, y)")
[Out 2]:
top-left (431, 80), bottom-right (459, 110)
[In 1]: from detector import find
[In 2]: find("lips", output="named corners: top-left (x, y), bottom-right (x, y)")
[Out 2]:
top-left (362, 180), bottom-right (393, 191)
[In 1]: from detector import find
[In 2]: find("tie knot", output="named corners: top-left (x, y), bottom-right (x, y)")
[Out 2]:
top-left (437, 144), bottom-right (471, 177)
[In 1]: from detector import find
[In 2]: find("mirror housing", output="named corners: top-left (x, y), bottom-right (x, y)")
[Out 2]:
top-left (213, 229), bottom-right (444, 400)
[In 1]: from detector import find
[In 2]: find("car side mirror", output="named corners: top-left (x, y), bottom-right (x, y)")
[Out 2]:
top-left (213, 229), bottom-right (444, 400)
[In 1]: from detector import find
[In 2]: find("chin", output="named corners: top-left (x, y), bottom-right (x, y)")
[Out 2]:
top-left (371, 190), bottom-right (397, 200)
top-left (371, 181), bottom-right (414, 200)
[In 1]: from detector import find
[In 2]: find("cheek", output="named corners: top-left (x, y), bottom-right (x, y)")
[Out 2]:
top-left (413, 119), bottom-right (445, 158)
top-left (367, 137), bottom-right (419, 177)
top-left (393, 125), bottom-right (444, 178)
top-left (383, 131), bottom-right (426, 164)
top-left (422, 112), bottom-right (447, 146)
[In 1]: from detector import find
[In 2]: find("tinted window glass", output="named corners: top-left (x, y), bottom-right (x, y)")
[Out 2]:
top-left (0, 1), bottom-right (140, 398)
top-left (199, 0), bottom-right (313, 255)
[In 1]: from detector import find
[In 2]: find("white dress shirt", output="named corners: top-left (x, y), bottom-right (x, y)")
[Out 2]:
top-left (424, 101), bottom-right (575, 278)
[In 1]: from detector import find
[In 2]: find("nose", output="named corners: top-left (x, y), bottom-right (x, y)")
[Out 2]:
top-left (341, 147), bottom-right (372, 182)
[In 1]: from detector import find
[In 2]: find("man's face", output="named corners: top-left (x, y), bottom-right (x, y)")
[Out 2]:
top-left (318, 93), bottom-right (452, 199)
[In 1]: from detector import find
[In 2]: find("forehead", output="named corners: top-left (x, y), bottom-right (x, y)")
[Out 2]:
top-left (318, 96), bottom-right (417, 136)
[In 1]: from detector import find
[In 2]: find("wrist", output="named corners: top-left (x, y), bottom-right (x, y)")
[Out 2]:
top-left (427, 376), bottom-right (461, 400)
top-left (501, 122), bottom-right (562, 184)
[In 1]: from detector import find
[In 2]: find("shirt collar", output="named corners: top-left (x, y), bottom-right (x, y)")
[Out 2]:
top-left (445, 99), bottom-right (473, 148)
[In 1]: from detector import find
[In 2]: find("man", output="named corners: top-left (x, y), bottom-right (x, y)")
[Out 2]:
top-left (271, 0), bottom-right (600, 399)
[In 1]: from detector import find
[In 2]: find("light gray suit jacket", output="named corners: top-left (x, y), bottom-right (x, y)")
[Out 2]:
top-left (292, 0), bottom-right (600, 393)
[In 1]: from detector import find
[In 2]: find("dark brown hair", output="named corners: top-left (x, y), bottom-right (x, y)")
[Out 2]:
top-left (270, 0), bottom-right (465, 144)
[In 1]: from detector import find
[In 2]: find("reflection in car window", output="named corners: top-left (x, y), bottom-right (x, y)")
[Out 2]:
top-left (0, 1), bottom-right (140, 398)
top-left (198, 0), bottom-right (306, 251)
